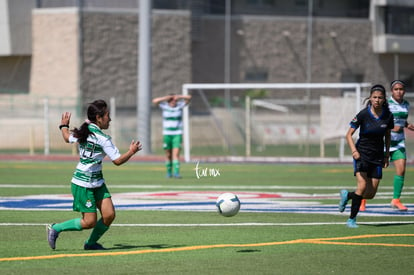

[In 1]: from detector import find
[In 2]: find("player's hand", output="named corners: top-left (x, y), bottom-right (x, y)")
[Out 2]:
top-left (407, 123), bottom-right (414, 131)
top-left (61, 112), bottom-right (71, 125)
top-left (129, 140), bottom-right (142, 154)
top-left (352, 151), bottom-right (360, 160)
top-left (383, 158), bottom-right (389, 168)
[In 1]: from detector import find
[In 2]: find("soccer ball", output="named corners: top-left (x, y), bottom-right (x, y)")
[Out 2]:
top-left (216, 193), bottom-right (241, 217)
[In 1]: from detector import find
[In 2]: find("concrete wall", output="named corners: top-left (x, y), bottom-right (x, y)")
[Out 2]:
top-left (30, 8), bottom-right (414, 107)
top-left (30, 8), bottom-right (79, 98)
top-left (0, 0), bottom-right (35, 56)
top-left (8, 7), bottom-right (414, 154)
top-left (80, 10), bottom-right (192, 108)
top-left (193, 15), bottom-right (388, 85)
top-left (30, 8), bottom-right (192, 109)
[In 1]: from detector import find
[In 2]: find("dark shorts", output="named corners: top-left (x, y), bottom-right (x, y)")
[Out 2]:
top-left (71, 183), bottom-right (111, 213)
top-left (353, 159), bottom-right (382, 179)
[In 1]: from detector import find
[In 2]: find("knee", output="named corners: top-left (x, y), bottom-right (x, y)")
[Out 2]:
top-left (82, 219), bottom-right (97, 229)
top-left (108, 212), bottom-right (116, 223)
top-left (103, 211), bottom-right (116, 225)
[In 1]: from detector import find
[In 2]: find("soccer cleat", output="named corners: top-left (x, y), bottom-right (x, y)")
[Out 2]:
top-left (173, 173), bottom-right (182, 179)
top-left (359, 199), bottom-right (367, 211)
top-left (346, 218), bottom-right (359, 228)
top-left (84, 242), bottom-right (106, 250)
top-left (166, 172), bottom-right (172, 178)
top-left (338, 189), bottom-right (349, 212)
top-left (46, 224), bottom-right (59, 249)
top-left (391, 199), bottom-right (408, 211)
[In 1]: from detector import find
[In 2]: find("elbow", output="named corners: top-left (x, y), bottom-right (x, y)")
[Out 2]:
top-left (112, 160), bottom-right (123, 166)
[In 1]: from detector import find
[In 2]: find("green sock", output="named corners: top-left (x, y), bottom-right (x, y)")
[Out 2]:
top-left (393, 175), bottom-right (404, 199)
top-left (166, 161), bottom-right (172, 175)
top-left (85, 218), bottom-right (109, 245)
top-left (173, 159), bottom-right (180, 175)
top-left (52, 218), bottom-right (82, 233)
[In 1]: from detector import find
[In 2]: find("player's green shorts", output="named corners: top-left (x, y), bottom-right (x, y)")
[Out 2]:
top-left (390, 148), bottom-right (406, 162)
top-left (71, 183), bottom-right (111, 213)
top-left (163, 134), bottom-right (182, 150)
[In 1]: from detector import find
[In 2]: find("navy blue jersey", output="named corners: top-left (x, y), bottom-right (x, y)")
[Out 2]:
top-left (349, 105), bottom-right (394, 165)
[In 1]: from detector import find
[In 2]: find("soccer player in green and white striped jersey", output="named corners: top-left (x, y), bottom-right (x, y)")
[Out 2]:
top-left (153, 93), bottom-right (192, 178)
top-left (47, 100), bottom-right (142, 250)
top-left (387, 80), bottom-right (414, 210)
top-left (360, 80), bottom-right (414, 211)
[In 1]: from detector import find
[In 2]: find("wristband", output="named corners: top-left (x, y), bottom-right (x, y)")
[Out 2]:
top-left (59, 124), bottom-right (69, 130)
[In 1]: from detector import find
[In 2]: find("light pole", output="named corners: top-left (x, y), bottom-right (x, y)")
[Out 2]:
top-left (224, 0), bottom-right (231, 108)
top-left (305, 0), bottom-right (313, 157)
top-left (137, 0), bottom-right (152, 155)
top-left (392, 42), bottom-right (399, 79)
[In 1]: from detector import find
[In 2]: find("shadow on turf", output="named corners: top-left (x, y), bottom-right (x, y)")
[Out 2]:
top-left (110, 243), bottom-right (183, 250)
top-left (362, 222), bottom-right (414, 227)
top-left (237, 249), bottom-right (261, 253)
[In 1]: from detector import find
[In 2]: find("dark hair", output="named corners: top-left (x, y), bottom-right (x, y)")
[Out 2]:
top-left (167, 93), bottom-right (176, 103)
top-left (364, 84), bottom-right (388, 107)
top-left (72, 100), bottom-right (108, 143)
top-left (390, 80), bottom-right (405, 89)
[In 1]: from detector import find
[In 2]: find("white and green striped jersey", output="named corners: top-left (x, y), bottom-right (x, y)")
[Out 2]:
top-left (68, 123), bottom-right (121, 188)
top-left (388, 96), bottom-right (410, 152)
top-left (159, 101), bottom-right (187, 135)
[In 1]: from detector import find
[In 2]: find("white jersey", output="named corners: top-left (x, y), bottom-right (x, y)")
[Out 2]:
top-left (388, 96), bottom-right (410, 152)
top-left (159, 100), bottom-right (187, 135)
top-left (69, 123), bottom-right (121, 188)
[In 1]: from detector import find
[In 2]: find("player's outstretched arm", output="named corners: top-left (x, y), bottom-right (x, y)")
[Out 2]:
top-left (112, 140), bottom-right (142, 166)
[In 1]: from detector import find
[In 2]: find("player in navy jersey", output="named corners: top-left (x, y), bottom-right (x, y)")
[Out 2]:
top-left (339, 84), bottom-right (394, 228)
top-left (360, 80), bottom-right (414, 211)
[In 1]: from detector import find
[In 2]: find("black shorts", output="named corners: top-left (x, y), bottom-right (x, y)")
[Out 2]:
top-left (353, 159), bottom-right (382, 179)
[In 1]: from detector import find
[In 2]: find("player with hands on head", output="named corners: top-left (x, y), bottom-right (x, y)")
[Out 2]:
top-left (152, 93), bottom-right (192, 178)
top-left (47, 99), bottom-right (142, 250)
top-left (339, 84), bottom-right (394, 228)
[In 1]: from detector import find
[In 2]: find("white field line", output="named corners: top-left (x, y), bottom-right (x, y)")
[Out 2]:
top-left (1, 184), bottom-right (414, 190)
top-left (1, 221), bottom-right (414, 227)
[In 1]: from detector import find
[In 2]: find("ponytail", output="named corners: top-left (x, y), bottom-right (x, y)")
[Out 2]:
top-left (72, 99), bottom-right (108, 143)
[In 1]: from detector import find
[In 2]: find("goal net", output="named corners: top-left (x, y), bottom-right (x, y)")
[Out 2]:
top-left (181, 83), bottom-right (370, 163)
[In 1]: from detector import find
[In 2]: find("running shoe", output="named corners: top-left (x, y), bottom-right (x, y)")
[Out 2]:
top-left (391, 199), bottom-right (408, 211)
top-left (346, 218), bottom-right (359, 228)
top-left (359, 199), bottom-right (367, 211)
top-left (339, 189), bottom-right (349, 212)
top-left (84, 242), bottom-right (106, 250)
top-left (46, 224), bottom-right (59, 249)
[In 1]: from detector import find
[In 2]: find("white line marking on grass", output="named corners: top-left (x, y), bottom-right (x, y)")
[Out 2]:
top-left (1, 221), bottom-right (414, 227)
top-left (2, 184), bottom-right (414, 190)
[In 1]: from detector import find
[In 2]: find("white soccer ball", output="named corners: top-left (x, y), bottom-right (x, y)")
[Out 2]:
top-left (216, 193), bottom-right (241, 217)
